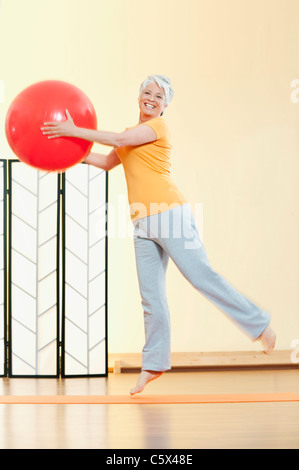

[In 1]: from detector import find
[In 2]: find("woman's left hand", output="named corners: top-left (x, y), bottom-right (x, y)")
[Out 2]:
top-left (41, 109), bottom-right (77, 139)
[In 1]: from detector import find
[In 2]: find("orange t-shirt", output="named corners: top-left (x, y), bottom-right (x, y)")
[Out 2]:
top-left (116, 117), bottom-right (187, 222)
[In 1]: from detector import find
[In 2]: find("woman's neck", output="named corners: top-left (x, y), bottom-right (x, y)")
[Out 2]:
top-left (138, 113), bottom-right (161, 124)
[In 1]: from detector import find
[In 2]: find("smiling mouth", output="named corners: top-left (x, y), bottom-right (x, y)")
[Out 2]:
top-left (145, 103), bottom-right (155, 109)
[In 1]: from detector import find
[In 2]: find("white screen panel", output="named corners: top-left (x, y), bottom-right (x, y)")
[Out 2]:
top-left (10, 163), bottom-right (59, 376)
top-left (64, 164), bottom-right (107, 376)
top-left (0, 161), bottom-right (5, 375)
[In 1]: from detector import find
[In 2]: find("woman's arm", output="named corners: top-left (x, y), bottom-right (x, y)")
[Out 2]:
top-left (84, 148), bottom-right (121, 171)
top-left (41, 110), bottom-right (157, 147)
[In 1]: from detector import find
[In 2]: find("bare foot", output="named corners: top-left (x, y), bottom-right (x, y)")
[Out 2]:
top-left (130, 370), bottom-right (164, 395)
top-left (259, 324), bottom-right (276, 353)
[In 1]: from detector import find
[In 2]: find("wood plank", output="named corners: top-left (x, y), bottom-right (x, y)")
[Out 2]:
top-left (0, 392), bottom-right (298, 404)
top-left (108, 350), bottom-right (296, 373)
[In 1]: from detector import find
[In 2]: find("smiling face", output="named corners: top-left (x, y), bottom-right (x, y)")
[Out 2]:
top-left (138, 82), bottom-right (167, 122)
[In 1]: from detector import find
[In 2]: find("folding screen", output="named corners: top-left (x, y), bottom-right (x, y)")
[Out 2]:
top-left (0, 161), bottom-right (6, 376)
top-left (62, 164), bottom-right (107, 377)
top-left (0, 160), bottom-right (107, 377)
top-left (9, 161), bottom-right (60, 376)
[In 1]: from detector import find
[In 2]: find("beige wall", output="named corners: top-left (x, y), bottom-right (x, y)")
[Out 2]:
top-left (0, 0), bottom-right (298, 354)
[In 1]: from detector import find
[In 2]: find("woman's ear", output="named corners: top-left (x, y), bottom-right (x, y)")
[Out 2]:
top-left (160, 103), bottom-right (167, 116)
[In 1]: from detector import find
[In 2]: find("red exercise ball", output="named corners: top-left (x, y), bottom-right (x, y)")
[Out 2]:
top-left (5, 80), bottom-right (97, 172)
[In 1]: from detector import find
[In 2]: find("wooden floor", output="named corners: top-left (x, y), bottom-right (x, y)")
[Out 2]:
top-left (0, 368), bottom-right (298, 449)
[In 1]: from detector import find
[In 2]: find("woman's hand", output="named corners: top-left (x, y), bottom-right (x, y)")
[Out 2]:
top-left (41, 109), bottom-right (77, 139)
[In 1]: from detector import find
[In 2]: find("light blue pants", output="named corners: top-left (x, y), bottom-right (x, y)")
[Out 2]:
top-left (133, 204), bottom-right (271, 372)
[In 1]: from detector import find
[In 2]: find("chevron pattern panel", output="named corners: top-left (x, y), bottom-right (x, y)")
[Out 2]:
top-left (10, 162), bottom-right (59, 376)
top-left (0, 161), bottom-right (5, 376)
top-left (63, 164), bottom-right (107, 376)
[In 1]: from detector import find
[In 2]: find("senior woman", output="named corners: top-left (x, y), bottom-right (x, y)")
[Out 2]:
top-left (41, 75), bottom-right (276, 395)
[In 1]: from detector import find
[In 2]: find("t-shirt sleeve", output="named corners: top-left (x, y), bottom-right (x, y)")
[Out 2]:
top-left (115, 118), bottom-right (168, 159)
top-left (142, 118), bottom-right (168, 140)
top-left (115, 126), bottom-right (130, 159)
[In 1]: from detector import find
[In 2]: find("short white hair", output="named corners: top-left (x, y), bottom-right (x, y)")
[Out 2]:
top-left (139, 75), bottom-right (174, 106)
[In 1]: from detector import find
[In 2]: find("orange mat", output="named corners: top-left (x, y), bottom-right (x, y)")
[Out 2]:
top-left (0, 393), bottom-right (298, 404)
